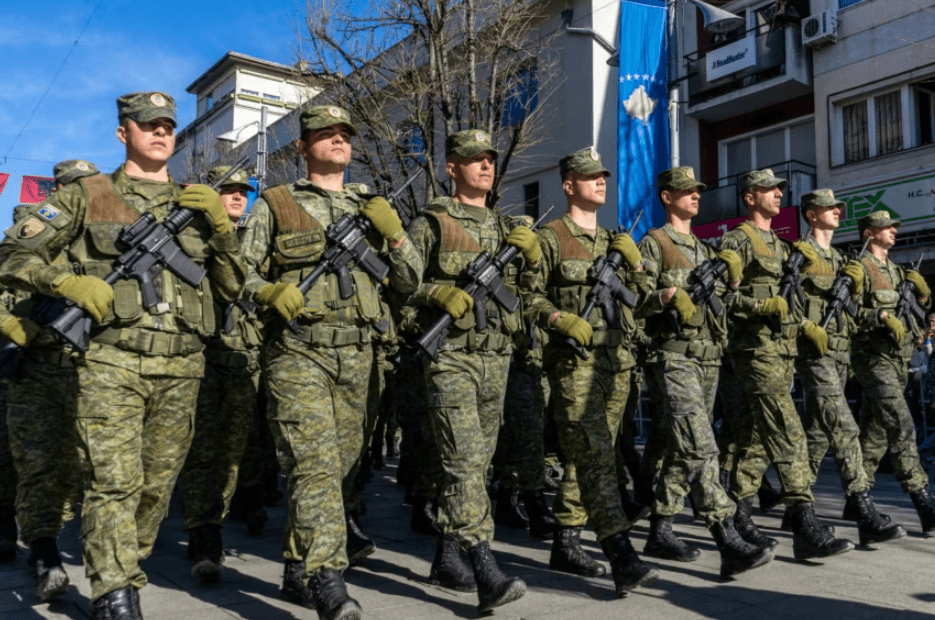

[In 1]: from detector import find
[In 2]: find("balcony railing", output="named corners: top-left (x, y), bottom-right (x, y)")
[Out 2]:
top-left (695, 160), bottom-right (816, 226)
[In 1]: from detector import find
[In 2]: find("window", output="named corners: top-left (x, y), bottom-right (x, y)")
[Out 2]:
top-left (914, 81), bottom-right (935, 147)
top-left (843, 101), bottom-right (869, 163)
top-left (719, 118), bottom-right (816, 181)
top-left (523, 182), bottom-right (539, 219)
top-left (206, 92), bottom-right (214, 111)
top-left (242, 89), bottom-right (259, 96)
top-left (498, 64), bottom-right (538, 128)
top-left (400, 124), bottom-right (426, 167)
top-left (263, 93), bottom-right (281, 101)
top-left (839, 0), bottom-right (867, 9)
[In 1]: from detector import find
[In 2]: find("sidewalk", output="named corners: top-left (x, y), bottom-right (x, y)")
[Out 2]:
top-left (3, 457), bottom-right (933, 620)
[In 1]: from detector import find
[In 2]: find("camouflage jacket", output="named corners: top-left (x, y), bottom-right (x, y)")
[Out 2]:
top-left (797, 234), bottom-right (854, 362)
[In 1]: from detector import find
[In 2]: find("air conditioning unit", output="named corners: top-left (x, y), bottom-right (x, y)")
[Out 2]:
top-left (802, 9), bottom-right (838, 48)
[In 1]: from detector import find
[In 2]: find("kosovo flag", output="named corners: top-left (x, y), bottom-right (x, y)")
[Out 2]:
top-left (20, 175), bottom-right (55, 204)
top-left (617, 0), bottom-right (669, 242)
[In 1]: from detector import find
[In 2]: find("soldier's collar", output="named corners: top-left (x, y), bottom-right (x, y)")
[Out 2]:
top-left (563, 213), bottom-right (603, 238)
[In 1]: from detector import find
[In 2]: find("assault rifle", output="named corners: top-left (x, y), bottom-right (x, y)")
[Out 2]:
top-left (661, 237), bottom-right (750, 336)
top-left (564, 210), bottom-right (643, 360)
top-left (4, 157), bottom-right (252, 355)
top-left (416, 206), bottom-right (554, 361)
top-left (0, 294), bottom-right (71, 378)
top-left (894, 252), bottom-right (928, 337)
top-left (764, 239), bottom-right (808, 333)
top-left (377, 167), bottom-right (424, 228)
top-left (818, 237), bottom-right (870, 331)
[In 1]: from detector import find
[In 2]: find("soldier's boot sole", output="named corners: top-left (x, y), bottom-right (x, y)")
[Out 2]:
top-left (719, 547), bottom-right (774, 578)
top-left (191, 558), bottom-right (223, 583)
top-left (36, 566), bottom-right (69, 602)
top-left (858, 522), bottom-right (907, 546)
top-left (477, 579), bottom-right (526, 613)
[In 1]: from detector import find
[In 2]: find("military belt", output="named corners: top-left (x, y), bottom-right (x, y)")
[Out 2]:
top-left (440, 330), bottom-right (512, 353)
top-left (286, 323), bottom-right (372, 347)
top-left (25, 346), bottom-right (74, 368)
top-left (657, 338), bottom-right (722, 360)
top-left (828, 334), bottom-right (850, 353)
top-left (204, 347), bottom-right (260, 370)
top-left (94, 328), bottom-right (205, 356)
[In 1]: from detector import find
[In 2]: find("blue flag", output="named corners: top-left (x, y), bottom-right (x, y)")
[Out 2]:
top-left (617, 0), bottom-right (669, 241)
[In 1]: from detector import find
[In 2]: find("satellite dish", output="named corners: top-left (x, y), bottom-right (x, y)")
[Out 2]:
top-left (691, 0), bottom-right (746, 34)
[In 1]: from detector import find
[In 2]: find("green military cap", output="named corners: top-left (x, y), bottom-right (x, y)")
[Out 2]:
top-left (53, 159), bottom-right (99, 186)
top-left (299, 105), bottom-right (357, 136)
top-left (800, 188), bottom-right (844, 212)
top-left (739, 168), bottom-right (787, 192)
top-left (446, 129), bottom-right (498, 161)
top-left (858, 209), bottom-right (901, 232)
top-left (559, 148), bottom-right (611, 178)
top-left (206, 166), bottom-right (253, 192)
top-left (657, 166), bottom-right (706, 191)
top-left (117, 91), bottom-right (177, 127)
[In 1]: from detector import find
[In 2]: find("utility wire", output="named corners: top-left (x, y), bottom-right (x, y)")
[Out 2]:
top-left (3, 1), bottom-right (105, 160)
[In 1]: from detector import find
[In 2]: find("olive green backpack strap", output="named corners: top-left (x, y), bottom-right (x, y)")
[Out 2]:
top-left (80, 174), bottom-right (138, 224)
top-left (425, 211), bottom-right (483, 254)
top-left (263, 185), bottom-right (320, 233)
top-left (736, 221), bottom-right (773, 258)
top-left (544, 219), bottom-right (593, 261)
top-left (646, 228), bottom-right (692, 270)
top-left (862, 257), bottom-right (893, 291)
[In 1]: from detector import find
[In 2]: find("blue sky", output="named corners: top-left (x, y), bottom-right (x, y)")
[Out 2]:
top-left (0, 0), bottom-right (307, 227)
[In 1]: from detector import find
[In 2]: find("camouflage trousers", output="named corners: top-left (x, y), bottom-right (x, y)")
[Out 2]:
top-left (423, 349), bottom-right (510, 548)
top-left (75, 350), bottom-right (201, 599)
top-left (548, 346), bottom-right (633, 542)
top-left (7, 351), bottom-right (81, 544)
top-left (647, 359), bottom-right (735, 527)
top-left (395, 349), bottom-right (442, 499)
top-left (796, 354), bottom-right (870, 495)
top-left (0, 379), bottom-right (14, 510)
top-left (264, 337), bottom-right (371, 574)
top-left (344, 347), bottom-right (385, 515)
top-left (180, 349), bottom-right (261, 529)
top-left (728, 352), bottom-right (814, 505)
top-left (851, 351), bottom-right (929, 493)
top-left (615, 369), bottom-right (643, 488)
top-left (494, 357), bottom-right (548, 492)
top-left (716, 359), bottom-right (747, 475)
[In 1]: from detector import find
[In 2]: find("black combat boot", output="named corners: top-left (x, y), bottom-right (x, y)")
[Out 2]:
top-left (757, 478), bottom-right (783, 513)
top-left (600, 532), bottom-right (660, 597)
top-left (282, 559), bottom-right (311, 604)
top-left (909, 484), bottom-right (935, 534)
top-left (410, 495), bottom-right (438, 536)
top-left (709, 517), bottom-right (774, 578)
top-left (493, 485), bottom-right (528, 529)
top-left (549, 526), bottom-right (606, 576)
top-left (28, 536), bottom-right (69, 602)
top-left (643, 515), bottom-right (701, 562)
top-left (428, 535), bottom-right (477, 592)
top-left (520, 491), bottom-right (557, 539)
top-left (345, 513), bottom-right (376, 565)
top-left (619, 485), bottom-right (651, 523)
top-left (734, 497), bottom-right (778, 550)
top-left (780, 508), bottom-right (835, 536)
top-left (0, 504), bottom-right (16, 562)
top-left (789, 502), bottom-right (855, 561)
top-left (370, 437), bottom-right (385, 470)
top-left (89, 585), bottom-right (141, 620)
top-left (842, 492), bottom-right (891, 523)
top-left (188, 524), bottom-right (224, 582)
top-left (385, 435), bottom-right (399, 459)
top-left (851, 490), bottom-right (906, 545)
top-left (468, 541), bottom-right (526, 613)
top-left (308, 569), bottom-right (362, 620)
top-left (229, 485), bottom-right (268, 535)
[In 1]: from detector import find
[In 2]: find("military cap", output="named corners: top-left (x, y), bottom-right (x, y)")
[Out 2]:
top-left (117, 91), bottom-right (176, 127)
top-left (206, 166), bottom-right (253, 192)
top-left (299, 105), bottom-right (357, 136)
top-left (559, 148), bottom-right (611, 179)
top-left (657, 166), bottom-right (706, 191)
top-left (858, 209), bottom-right (901, 233)
top-left (53, 159), bottom-right (99, 186)
top-left (739, 168), bottom-right (787, 193)
top-left (800, 188), bottom-right (844, 212)
top-left (446, 129), bottom-right (498, 161)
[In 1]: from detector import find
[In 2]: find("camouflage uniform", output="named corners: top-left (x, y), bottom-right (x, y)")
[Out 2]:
top-left (527, 213), bottom-right (640, 541)
top-left (794, 230), bottom-right (869, 494)
top-left (0, 296), bottom-right (17, 545)
top-left (721, 219), bottom-right (812, 505)
top-left (240, 177), bottom-right (422, 575)
top-left (638, 222), bottom-right (735, 527)
top-left (0, 94), bottom-right (247, 601)
top-left (851, 251), bottom-right (930, 493)
top-left (407, 197), bottom-right (534, 546)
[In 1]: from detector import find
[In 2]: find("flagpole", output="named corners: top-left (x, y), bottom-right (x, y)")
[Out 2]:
top-left (668, 0), bottom-right (680, 168)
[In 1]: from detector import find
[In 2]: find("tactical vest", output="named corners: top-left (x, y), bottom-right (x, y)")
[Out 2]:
top-left (644, 228), bottom-right (723, 354)
top-left (68, 174), bottom-right (213, 355)
top-left (733, 222), bottom-right (796, 339)
top-left (261, 184), bottom-right (383, 342)
top-left (543, 219), bottom-right (633, 347)
top-left (799, 241), bottom-right (850, 350)
top-left (857, 256), bottom-right (912, 353)
top-left (421, 204), bottom-right (521, 348)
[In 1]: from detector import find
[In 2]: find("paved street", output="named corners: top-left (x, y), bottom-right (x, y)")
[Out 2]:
top-left (3, 456), bottom-right (934, 620)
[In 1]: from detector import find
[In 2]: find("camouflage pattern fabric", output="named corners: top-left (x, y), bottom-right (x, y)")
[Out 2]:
top-left (0, 379), bottom-right (15, 511)
top-left (394, 349), bottom-right (442, 498)
top-left (265, 338), bottom-right (373, 573)
top-left (6, 352), bottom-right (81, 544)
top-left (615, 367), bottom-right (643, 488)
top-left (716, 359), bottom-right (746, 474)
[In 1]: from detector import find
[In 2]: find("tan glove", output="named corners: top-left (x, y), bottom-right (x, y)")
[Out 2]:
top-left (0, 316), bottom-right (41, 347)
top-left (505, 226), bottom-right (541, 265)
top-left (801, 320), bottom-right (829, 355)
top-left (359, 197), bottom-right (404, 243)
top-left (430, 285), bottom-right (473, 320)
top-left (756, 296), bottom-right (789, 322)
top-left (843, 261), bottom-right (865, 296)
top-left (906, 270), bottom-right (931, 298)
top-left (54, 275), bottom-right (114, 322)
top-left (669, 288), bottom-right (697, 325)
top-left (180, 184), bottom-right (235, 235)
top-left (793, 241), bottom-right (821, 269)
top-left (553, 311), bottom-right (593, 347)
top-left (717, 249), bottom-right (743, 284)
top-left (609, 234), bottom-right (642, 269)
top-left (881, 313), bottom-right (905, 343)
top-left (255, 282), bottom-right (305, 321)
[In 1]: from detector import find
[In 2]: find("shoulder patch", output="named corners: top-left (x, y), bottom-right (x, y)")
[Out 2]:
top-left (17, 218), bottom-right (46, 239)
top-left (38, 205), bottom-right (60, 221)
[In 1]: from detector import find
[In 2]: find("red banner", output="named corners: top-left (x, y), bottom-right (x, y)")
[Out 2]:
top-left (19, 175), bottom-right (56, 204)
top-left (692, 206), bottom-right (800, 243)
top-left (0, 173), bottom-right (8, 199)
